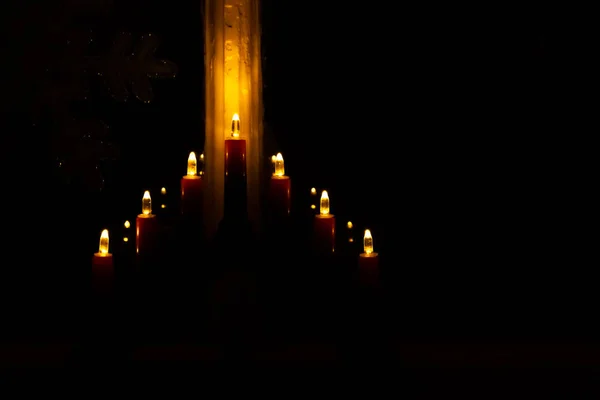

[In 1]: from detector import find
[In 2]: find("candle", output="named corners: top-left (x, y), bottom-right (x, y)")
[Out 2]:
top-left (224, 113), bottom-right (247, 218)
top-left (92, 229), bottom-right (114, 294)
top-left (224, 113), bottom-right (246, 177)
top-left (358, 229), bottom-right (380, 286)
top-left (313, 190), bottom-right (335, 254)
top-left (136, 190), bottom-right (158, 258)
top-left (268, 152), bottom-right (291, 219)
top-left (181, 151), bottom-right (204, 217)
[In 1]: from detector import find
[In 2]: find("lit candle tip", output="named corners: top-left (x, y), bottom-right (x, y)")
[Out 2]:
top-left (98, 229), bottom-right (109, 255)
top-left (320, 190), bottom-right (330, 215)
top-left (364, 229), bottom-right (373, 255)
top-left (187, 151), bottom-right (197, 176)
top-left (142, 191), bottom-right (152, 215)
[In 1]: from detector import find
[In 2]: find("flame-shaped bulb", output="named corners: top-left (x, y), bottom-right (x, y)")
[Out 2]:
top-left (98, 229), bottom-right (109, 255)
top-left (320, 190), bottom-right (330, 215)
top-left (187, 152), bottom-right (197, 176)
top-left (142, 190), bottom-right (152, 215)
top-left (364, 229), bottom-right (374, 255)
top-left (274, 153), bottom-right (285, 176)
top-left (231, 113), bottom-right (240, 138)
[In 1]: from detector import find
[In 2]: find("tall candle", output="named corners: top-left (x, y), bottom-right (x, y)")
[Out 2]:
top-left (268, 152), bottom-right (291, 219)
top-left (181, 151), bottom-right (204, 217)
top-left (92, 229), bottom-right (114, 294)
top-left (224, 113), bottom-right (247, 218)
top-left (358, 229), bottom-right (380, 286)
top-left (224, 113), bottom-right (246, 178)
top-left (136, 190), bottom-right (158, 258)
top-left (313, 190), bottom-right (335, 254)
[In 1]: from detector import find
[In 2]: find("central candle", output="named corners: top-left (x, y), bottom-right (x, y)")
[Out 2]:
top-left (92, 229), bottom-right (114, 295)
top-left (268, 152), bottom-right (291, 219)
top-left (136, 190), bottom-right (158, 261)
top-left (313, 190), bottom-right (336, 254)
top-left (224, 113), bottom-right (247, 218)
top-left (181, 151), bottom-right (204, 217)
top-left (225, 113), bottom-right (246, 177)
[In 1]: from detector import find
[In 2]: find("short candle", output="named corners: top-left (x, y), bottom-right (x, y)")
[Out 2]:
top-left (181, 151), bottom-right (203, 217)
top-left (92, 229), bottom-right (114, 294)
top-left (358, 229), bottom-right (380, 286)
top-left (313, 190), bottom-right (335, 254)
top-left (268, 152), bottom-right (291, 219)
top-left (136, 190), bottom-right (158, 257)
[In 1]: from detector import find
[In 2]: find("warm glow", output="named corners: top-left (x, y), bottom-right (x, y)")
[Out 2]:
top-left (124, 220), bottom-right (130, 229)
top-left (274, 153), bottom-right (285, 176)
top-left (98, 229), bottom-right (109, 255)
top-left (320, 191), bottom-right (330, 215)
top-left (347, 221), bottom-right (353, 229)
top-left (142, 190), bottom-right (152, 215)
top-left (187, 152), bottom-right (197, 176)
top-left (310, 187), bottom-right (316, 195)
top-left (364, 229), bottom-right (374, 255)
top-left (123, 237), bottom-right (129, 242)
top-left (199, 153), bottom-right (204, 175)
top-left (311, 204), bottom-right (316, 209)
top-left (231, 113), bottom-right (240, 138)
top-left (161, 187), bottom-right (166, 195)
top-left (161, 204), bottom-right (166, 208)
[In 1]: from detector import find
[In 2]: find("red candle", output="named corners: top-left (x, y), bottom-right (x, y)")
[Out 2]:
top-left (225, 113), bottom-right (246, 177)
top-left (92, 229), bottom-right (114, 294)
top-left (181, 151), bottom-right (204, 216)
top-left (136, 190), bottom-right (158, 257)
top-left (313, 190), bottom-right (335, 254)
top-left (358, 229), bottom-right (380, 286)
top-left (268, 153), bottom-right (291, 218)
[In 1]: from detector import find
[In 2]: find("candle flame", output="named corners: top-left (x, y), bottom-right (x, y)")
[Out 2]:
top-left (310, 187), bottom-right (316, 195)
top-left (364, 229), bottom-right (373, 255)
top-left (124, 220), bottom-right (130, 229)
top-left (161, 187), bottom-right (166, 195)
top-left (142, 190), bottom-right (152, 215)
top-left (320, 190), bottom-right (330, 215)
top-left (231, 113), bottom-right (240, 138)
top-left (274, 153), bottom-right (285, 176)
top-left (98, 229), bottom-right (109, 255)
top-left (187, 151), bottom-right (197, 176)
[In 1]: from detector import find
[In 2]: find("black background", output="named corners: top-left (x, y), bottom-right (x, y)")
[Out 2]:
top-left (1, 1), bottom-right (587, 346)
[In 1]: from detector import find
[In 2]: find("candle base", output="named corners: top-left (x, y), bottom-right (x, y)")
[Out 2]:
top-left (136, 214), bottom-right (158, 269)
top-left (313, 214), bottom-right (336, 256)
top-left (92, 253), bottom-right (114, 296)
top-left (358, 252), bottom-right (380, 287)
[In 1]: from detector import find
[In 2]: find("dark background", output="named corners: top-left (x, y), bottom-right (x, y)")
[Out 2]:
top-left (1, 0), bottom-right (587, 345)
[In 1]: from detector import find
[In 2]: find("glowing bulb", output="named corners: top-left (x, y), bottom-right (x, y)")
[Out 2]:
top-left (98, 229), bottom-right (109, 255)
top-left (271, 155), bottom-right (276, 164)
top-left (320, 190), bottom-right (330, 215)
top-left (231, 113), bottom-right (240, 138)
top-left (311, 204), bottom-right (316, 209)
top-left (161, 187), bottom-right (166, 195)
top-left (347, 221), bottom-right (353, 229)
top-left (274, 153), bottom-right (285, 176)
top-left (124, 220), bottom-right (130, 229)
top-left (364, 229), bottom-right (374, 255)
top-left (161, 204), bottom-right (166, 208)
top-left (310, 187), bottom-right (316, 195)
top-left (199, 153), bottom-right (205, 175)
top-left (123, 237), bottom-right (129, 242)
top-left (187, 152), bottom-right (197, 176)
top-left (142, 190), bottom-right (152, 215)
